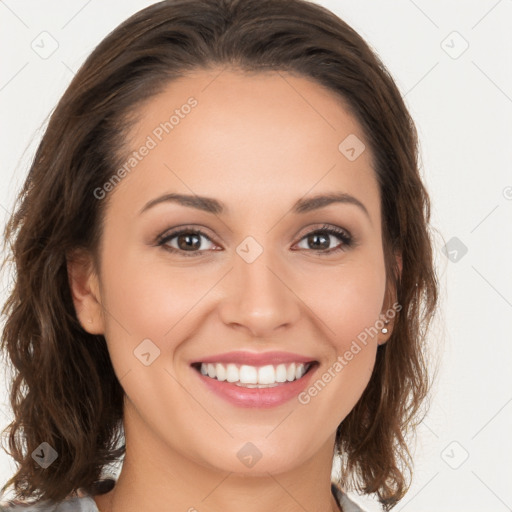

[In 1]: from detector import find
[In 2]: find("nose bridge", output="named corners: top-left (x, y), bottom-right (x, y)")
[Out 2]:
top-left (219, 236), bottom-right (300, 335)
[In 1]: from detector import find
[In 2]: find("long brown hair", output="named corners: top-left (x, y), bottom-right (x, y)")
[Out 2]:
top-left (1, 0), bottom-right (438, 509)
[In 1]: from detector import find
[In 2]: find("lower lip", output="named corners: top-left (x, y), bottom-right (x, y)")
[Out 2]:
top-left (192, 364), bottom-right (318, 408)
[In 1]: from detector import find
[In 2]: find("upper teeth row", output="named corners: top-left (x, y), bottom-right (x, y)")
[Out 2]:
top-left (200, 362), bottom-right (309, 384)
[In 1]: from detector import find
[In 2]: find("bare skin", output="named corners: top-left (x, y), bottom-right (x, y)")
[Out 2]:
top-left (68, 68), bottom-right (397, 512)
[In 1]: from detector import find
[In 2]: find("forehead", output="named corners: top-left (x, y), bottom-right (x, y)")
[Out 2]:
top-left (110, 67), bottom-right (380, 223)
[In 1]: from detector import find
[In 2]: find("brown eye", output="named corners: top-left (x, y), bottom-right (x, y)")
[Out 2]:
top-left (294, 225), bottom-right (353, 254)
top-left (157, 228), bottom-right (216, 257)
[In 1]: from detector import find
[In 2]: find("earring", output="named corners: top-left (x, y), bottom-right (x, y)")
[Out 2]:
top-left (381, 320), bottom-right (389, 334)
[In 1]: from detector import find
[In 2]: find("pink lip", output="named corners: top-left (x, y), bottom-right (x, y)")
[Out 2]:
top-left (191, 351), bottom-right (316, 366)
top-left (192, 362), bottom-right (319, 409)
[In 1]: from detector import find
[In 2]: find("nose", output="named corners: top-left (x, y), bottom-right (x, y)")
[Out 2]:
top-left (218, 245), bottom-right (301, 338)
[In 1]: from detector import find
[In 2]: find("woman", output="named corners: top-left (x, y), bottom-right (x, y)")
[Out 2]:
top-left (0, 0), bottom-right (438, 511)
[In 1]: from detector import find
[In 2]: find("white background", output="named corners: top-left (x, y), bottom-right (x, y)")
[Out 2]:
top-left (1, 1), bottom-right (511, 511)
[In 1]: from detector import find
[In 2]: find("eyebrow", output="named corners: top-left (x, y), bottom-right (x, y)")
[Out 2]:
top-left (139, 192), bottom-right (370, 219)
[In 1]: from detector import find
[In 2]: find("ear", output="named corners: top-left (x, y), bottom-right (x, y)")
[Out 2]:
top-left (66, 249), bottom-right (105, 335)
top-left (378, 250), bottom-right (402, 346)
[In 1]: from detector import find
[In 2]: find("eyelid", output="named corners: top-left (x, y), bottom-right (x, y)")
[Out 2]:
top-left (156, 224), bottom-right (217, 245)
top-left (294, 223), bottom-right (352, 241)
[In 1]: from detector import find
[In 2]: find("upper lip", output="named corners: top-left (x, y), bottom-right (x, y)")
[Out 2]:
top-left (191, 351), bottom-right (317, 366)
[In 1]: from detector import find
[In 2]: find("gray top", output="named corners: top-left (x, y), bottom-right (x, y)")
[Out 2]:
top-left (0, 483), bottom-right (367, 511)
top-left (0, 496), bottom-right (98, 512)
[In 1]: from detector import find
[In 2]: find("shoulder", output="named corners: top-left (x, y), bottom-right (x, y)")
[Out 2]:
top-left (331, 483), bottom-right (369, 512)
top-left (0, 495), bottom-right (99, 512)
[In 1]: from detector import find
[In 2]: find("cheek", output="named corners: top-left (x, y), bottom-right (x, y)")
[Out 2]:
top-left (100, 247), bottom-right (204, 336)
top-left (302, 257), bottom-right (387, 346)
top-left (293, 261), bottom-right (386, 426)
top-left (97, 248), bottom-right (222, 384)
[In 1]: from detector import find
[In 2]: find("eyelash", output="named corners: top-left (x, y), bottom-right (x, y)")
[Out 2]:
top-left (156, 224), bottom-right (354, 258)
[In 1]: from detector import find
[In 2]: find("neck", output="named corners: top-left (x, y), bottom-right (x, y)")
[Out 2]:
top-left (94, 405), bottom-right (341, 512)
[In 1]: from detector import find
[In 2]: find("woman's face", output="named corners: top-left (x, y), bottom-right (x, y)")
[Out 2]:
top-left (72, 68), bottom-right (392, 476)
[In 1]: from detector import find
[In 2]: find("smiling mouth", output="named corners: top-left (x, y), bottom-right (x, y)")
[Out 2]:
top-left (191, 361), bottom-right (318, 388)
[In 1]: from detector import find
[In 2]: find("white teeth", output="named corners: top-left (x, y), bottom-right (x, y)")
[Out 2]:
top-left (215, 363), bottom-right (226, 381)
top-left (287, 362), bottom-right (296, 381)
top-left (226, 363), bottom-right (238, 383)
top-left (275, 364), bottom-right (287, 383)
top-left (198, 361), bottom-right (310, 385)
top-left (239, 365), bottom-right (258, 384)
top-left (258, 365), bottom-right (276, 384)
